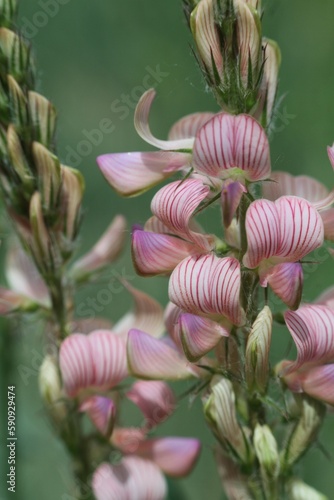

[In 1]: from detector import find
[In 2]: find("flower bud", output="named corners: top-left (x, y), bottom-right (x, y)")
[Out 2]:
top-left (253, 424), bottom-right (279, 497)
top-left (0, 287), bottom-right (36, 315)
top-left (204, 376), bottom-right (251, 464)
top-left (29, 191), bottom-right (52, 266)
top-left (7, 74), bottom-right (28, 129)
top-left (287, 479), bottom-right (328, 500)
top-left (215, 450), bottom-right (252, 499)
top-left (59, 166), bottom-right (85, 241)
top-left (0, 0), bottom-right (18, 28)
top-left (245, 306), bottom-right (272, 394)
top-left (0, 28), bottom-right (33, 84)
top-left (39, 355), bottom-right (67, 422)
top-left (7, 124), bottom-right (33, 186)
top-left (32, 142), bottom-right (61, 211)
top-left (258, 38), bottom-right (281, 127)
top-left (28, 91), bottom-right (57, 147)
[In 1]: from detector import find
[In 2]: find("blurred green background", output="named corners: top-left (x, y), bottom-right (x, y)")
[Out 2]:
top-left (1, 0), bottom-right (334, 498)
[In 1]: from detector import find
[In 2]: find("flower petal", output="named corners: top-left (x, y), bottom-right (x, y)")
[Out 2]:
top-left (262, 172), bottom-right (329, 203)
top-left (163, 302), bottom-right (183, 349)
top-left (261, 262), bottom-right (303, 310)
top-left (134, 437), bottom-right (201, 477)
top-left (179, 313), bottom-right (229, 362)
top-left (322, 209), bottom-right (334, 241)
top-left (299, 365), bottom-right (334, 406)
top-left (169, 254), bottom-right (245, 326)
top-left (97, 151), bottom-right (190, 197)
top-left (127, 329), bottom-right (194, 380)
top-left (168, 112), bottom-right (215, 140)
top-left (127, 381), bottom-right (176, 426)
top-left (327, 144), bottom-right (334, 170)
top-left (59, 331), bottom-right (127, 397)
top-left (92, 457), bottom-right (167, 500)
top-left (243, 199), bottom-right (280, 269)
top-left (315, 286), bottom-right (334, 310)
top-left (192, 113), bottom-right (270, 181)
top-left (151, 179), bottom-right (214, 251)
top-left (80, 396), bottom-right (116, 437)
top-left (134, 89), bottom-right (195, 150)
top-left (221, 180), bottom-right (247, 228)
top-left (0, 287), bottom-right (32, 315)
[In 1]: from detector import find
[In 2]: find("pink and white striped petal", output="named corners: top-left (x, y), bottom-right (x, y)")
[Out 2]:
top-left (97, 151), bottom-right (190, 197)
top-left (113, 283), bottom-right (164, 339)
top-left (80, 396), bottom-right (116, 437)
top-left (134, 89), bottom-right (195, 150)
top-left (132, 229), bottom-right (197, 276)
top-left (322, 209), bottom-right (334, 241)
top-left (134, 437), bottom-right (201, 477)
top-left (127, 329), bottom-right (194, 380)
top-left (169, 254), bottom-right (245, 326)
top-left (92, 457), bottom-right (167, 500)
top-left (243, 199), bottom-right (280, 269)
top-left (284, 305), bottom-right (334, 374)
top-left (127, 381), bottom-right (176, 425)
top-left (262, 172), bottom-right (329, 203)
top-left (151, 179), bottom-right (214, 251)
top-left (261, 262), bottom-right (303, 310)
top-left (192, 113), bottom-right (270, 181)
top-left (59, 331), bottom-right (127, 397)
top-left (298, 365), bottom-right (334, 406)
top-left (168, 112), bottom-right (215, 140)
top-left (221, 180), bottom-right (247, 228)
top-left (178, 313), bottom-right (230, 362)
top-left (276, 196), bottom-right (324, 261)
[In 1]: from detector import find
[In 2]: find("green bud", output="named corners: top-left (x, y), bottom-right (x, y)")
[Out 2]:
top-left (32, 142), bottom-right (61, 211)
top-left (60, 166), bottom-right (85, 241)
top-left (39, 355), bottom-right (67, 422)
top-left (7, 74), bottom-right (28, 129)
top-left (0, 27), bottom-right (34, 85)
top-left (30, 191), bottom-right (52, 266)
top-left (253, 424), bottom-right (279, 499)
top-left (287, 479), bottom-right (328, 500)
top-left (0, 0), bottom-right (18, 28)
top-left (215, 450), bottom-right (252, 499)
top-left (7, 124), bottom-right (32, 185)
top-left (257, 38), bottom-right (281, 128)
top-left (28, 91), bottom-right (57, 147)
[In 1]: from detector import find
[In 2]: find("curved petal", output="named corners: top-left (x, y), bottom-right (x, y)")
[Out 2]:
top-left (243, 199), bottom-right (280, 269)
top-left (262, 172), bottom-right (329, 203)
top-left (221, 180), bottom-right (247, 228)
top-left (132, 228), bottom-right (197, 276)
top-left (168, 112), bottom-right (215, 140)
top-left (276, 196), bottom-right (324, 261)
top-left (151, 179), bottom-right (214, 251)
top-left (127, 381), bottom-right (176, 426)
top-left (300, 365), bottom-right (334, 406)
top-left (328, 144), bottom-right (334, 170)
top-left (59, 331), bottom-right (127, 397)
top-left (315, 286), bottom-right (334, 310)
top-left (134, 89), bottom-right (195, 150)
top-left (72, 216), bottom-right (127, 275)
top-left (169, 254), bottom-right (245, 326)
top-left (113, 283), bottom-right (165, 339)
top-left (192, 113), bottom-right (271, 181)
top-left (112, 427), bottom-right (147, 454)
top-left (135, 437), bottom-right (201, 477)
top-left (97, 151), bottom-right (190, 197)
top-left (163, 302), bottom-right (183, 349)
top-left (80, 396), bottom-right (116, 437)
top-left (261, 262), bottom-right (303, 310)
top-left (284, 305), bottom-right (334, 374)
top-left (92, 457), bottom-right (167, 500)
top-left (0, 287), bottom-right (31, 315)
top-left (322, 209), bottom-right (334, 241)
top-left (179, 313), bottom-right (229, 362)
top-left (127, 329), bottom-right (194, 380)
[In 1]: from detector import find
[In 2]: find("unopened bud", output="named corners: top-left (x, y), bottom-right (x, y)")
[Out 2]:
top-left (0, 125), bottom-right (7, 159)
top-left (215, 335), bottom-right (241, 379)
top-left (0, 0), bottom-right (18, 28)
top-left (259, 38), bottom-right (281, 127)
top-left (32, 142), bottom-right (61, 210)
top-left (204, 376), bottom-right (251, 464)
top-left (7, 124), bottom-right (32, 185)
top-left (245, 306), bottom-right (272, 394)
top-left (28, 91), bottom-right (57, 147)
top-left (60, 166), bottom-right (84, 241)
top-left (29, 191), bottom-right (51, 265)
top-left (0, 28), bottom-right (33, 84)
top-left (215, 450), bottom-right (252, 500)
top-left (288, 479), bottom-right (328, 500)
top-left (39, 355), bottom-right (67, 422)
top-left (7, 74), bottom-right (28, 128)
top-left (254, 424), bottom-right (279, 497)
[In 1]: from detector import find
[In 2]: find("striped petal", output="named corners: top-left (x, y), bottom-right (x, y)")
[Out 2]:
top-left (151, 179), bottom-right (214, 251)
top-left (112, 283), bottom-right (164, 339)
top-left (134, 89), bottom-right (195, 150)
top-left (283, 305), bottom-right (334, 374)
top-left (243, 199), bottom-right (280, 269)
top-left (72, 216), bottom-right (126, 275)
top-left (192, 113), bottom-right (270, 181)
top-left (132, 228), bottom-right (197, 276)
top-left (236, 0), bottom-right (261, 85)
top-left (263, 172), bottom-right (329, 203)
top-left (298, 365), bottom-right (334, 406)
top-left (168, 112), bottom-right (215, 140)
top-left (315, 286), bottom-right (334, 310)
top-left (80, 396), bottom-right (116, 437)
top-left (163, 302), bottom-right (183, 349)
top-left (322, 209), bottom-right (334, 241)
top-left (127, 381), bottom-right (176, 425)
top-left (59, 331), bottom-right (127, 397)
top-left (276, 196), bottom-right (324, 261)
top-left (169, 254), bottom-right (245, 326)
top-left (92, 457), bottom-right (167, 500)
top-left (221, 180), bottom-right (247, 228)
top-left (179, 313), bottom-right (229, 362)
top-left (261, 262), bottom-right (303, 310)
top-left (97, 151), bottom-right (190, 197)
top-left (127, 329), bottom-right (194, 380)
top-left (134, 437), bottom-right (201, 477)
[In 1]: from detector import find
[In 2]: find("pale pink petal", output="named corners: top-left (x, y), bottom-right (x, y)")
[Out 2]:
top-left (276, 196), bottom-right (324, 261)
top-left (163, 302), bottom-right (183, 349)
top-left (300, 365), bottom-right (334, 406)
top-left (262, 172), bottom-right (329, 203)
top-left (284, 305), bottom-right (334, 373)
top-left (169, 254), bottom-right (245, 326)
top-left (59, 331), bottom-right (127, 397)
top-left (135, 437), bottom-right (201, 477)
top-left (151, 179), bottom-right (214, 251)
top-left (127, 381), bottom-right (176, 425)
top-left (192, 113), bottom-right (270, 181)
top-left (80, 396), bottom-right (116, 437)
top-left (322, 209), bottom-right (334, 241)
top-left (97, 151), bottom-right (190, 197)
top-left (112, 427), bottom-right (147, 454)
top-left (168, 112), bottom-right (215, 140)
top-left (144, 216), bottom-right (172, 234)
top-left (312, 190), bottom-right (334, 211)
top-left (221, 180), bottom-right (247, 228)
top-left (134, 89), bottom-right (195, 150)
top-left (113, 283), bottom-right (164, 339)
top-left (315, 286), bottom-right (334, 310)
top-left (92, 457), bottom-right (167, 500)
top-left (127, 329), bottom-right (194, 380)
top-left (0, 287), bottom-right (30, 315)
top-left (261, 262), bottom-right (303, 310)
top-left (243, 199), bottom-right (280, 269)
top-left (178, 313), bottom-right (229, 362)
top-left (327, 144), bottom-right (334, 170)
top-left (132, 228), bottom-right (197, 276)
top-left (72, 216), bottom-right (127, 275)
top-left (70, 317), bottom-right (113, 335)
